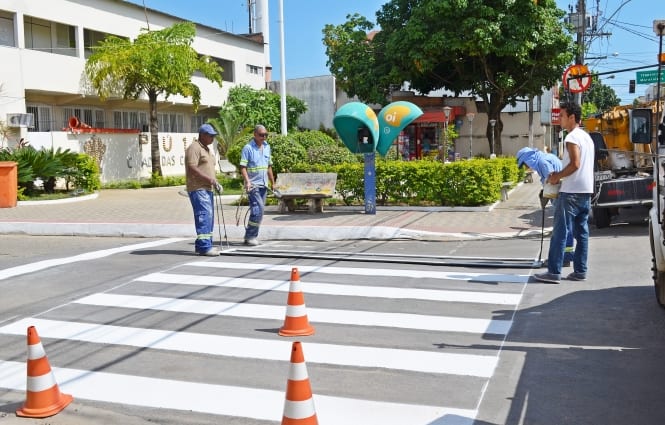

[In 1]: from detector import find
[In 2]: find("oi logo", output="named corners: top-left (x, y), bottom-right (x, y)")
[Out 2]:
top-left (382, 105), bottom-right (412, 128)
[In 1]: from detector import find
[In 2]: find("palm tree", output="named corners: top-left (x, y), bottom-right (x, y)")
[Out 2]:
top-left (208, 110), bottom-right (251, 160)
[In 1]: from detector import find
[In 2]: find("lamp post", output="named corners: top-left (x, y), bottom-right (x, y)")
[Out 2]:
top-left (442, 106), bottom-right (452, 162)
top-left (489, 119), bottom-right (497, 159)
top-left (466, 112), bottom-right (475, 158)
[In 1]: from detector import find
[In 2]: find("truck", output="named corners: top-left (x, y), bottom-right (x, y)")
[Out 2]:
top-left (582, 101), bottom-right (660, 228)
top-left (648, 100), bottom-right (665, 306)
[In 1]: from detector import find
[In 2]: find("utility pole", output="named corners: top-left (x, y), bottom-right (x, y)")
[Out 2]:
top-left (575, 0), bottom-right (586, 104)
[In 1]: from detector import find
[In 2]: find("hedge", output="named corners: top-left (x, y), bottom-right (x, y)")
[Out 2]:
top-left (284, 156), bottom-right (522, 207)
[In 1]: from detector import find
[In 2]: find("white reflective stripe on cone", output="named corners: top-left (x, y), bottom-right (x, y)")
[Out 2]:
top-left (27, 373), bottom-right (57, 393)
top-left (27, 343), bottom-right (46, 360)
top-left (288, 363), bottom-right (308, 381)
top-left (289, 281), bottom-right (303, 291)
top-left (285, 304), bottom-right (308, 317)
top-left (283, 399), bottom-right (316, 420)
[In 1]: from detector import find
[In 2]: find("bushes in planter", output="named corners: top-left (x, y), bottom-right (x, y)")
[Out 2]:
top-left (298, 157), bottom-right (520, 207)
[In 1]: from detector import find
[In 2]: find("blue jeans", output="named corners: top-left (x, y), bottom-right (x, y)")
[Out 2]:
top-left (547, 192), bottom-right (591, 276)
top-left (564, 222), bottom-right (575, 262)
top-left (244, 186), bottom-right (267, 240)
top-left (189, 190), bottom-right (214, 253)
top-left (552, 198), bottom-right (575, 262)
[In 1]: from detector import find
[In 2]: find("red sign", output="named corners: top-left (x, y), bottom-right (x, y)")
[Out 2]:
top-left (562, 64), bottom-right (591, 93)
top-left (551, 108), bottom-right (560, 126)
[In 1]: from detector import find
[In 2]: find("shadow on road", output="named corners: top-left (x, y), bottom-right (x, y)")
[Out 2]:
top-left (477, 284), bottom-right (665, 425)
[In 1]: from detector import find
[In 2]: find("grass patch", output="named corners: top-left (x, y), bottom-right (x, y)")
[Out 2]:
top-left (20, 189), bottom-right (88, 201)
top-left (101, 175), bottom-right (245, 195)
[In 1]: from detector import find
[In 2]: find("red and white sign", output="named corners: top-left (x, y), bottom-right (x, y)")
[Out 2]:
top-left (562, 64), bottom-right (591, 93)
top-left (551, 108), bottom-right (561, 126)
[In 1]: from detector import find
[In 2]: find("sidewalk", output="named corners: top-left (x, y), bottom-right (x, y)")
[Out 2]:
top-left (0, 182), bottom-right (548, 241)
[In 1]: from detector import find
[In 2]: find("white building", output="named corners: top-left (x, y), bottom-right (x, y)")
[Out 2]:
top-left (0, 0), bottom-right (269, 181)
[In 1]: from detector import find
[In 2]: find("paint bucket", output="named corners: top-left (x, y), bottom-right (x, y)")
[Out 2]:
top-left (543, 182), bottom-right (560, 199)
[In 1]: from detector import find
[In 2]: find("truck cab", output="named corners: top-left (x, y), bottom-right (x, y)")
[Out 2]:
top-left (584, 105), bottom-right (657, 228)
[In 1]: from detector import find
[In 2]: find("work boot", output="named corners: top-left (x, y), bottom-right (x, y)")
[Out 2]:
top-left (199, 247), bottom-right (221, 256)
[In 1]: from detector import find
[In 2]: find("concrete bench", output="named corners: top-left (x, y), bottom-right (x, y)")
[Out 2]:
top-left (274, 172), bottom-right (337, 213)
top-left (218, 159), bottom-right (237, 178)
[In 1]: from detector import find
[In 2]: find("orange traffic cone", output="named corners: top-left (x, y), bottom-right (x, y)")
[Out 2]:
top-left (16, 326), bottom-right (73, 418)
top-left (279, 268), bottom-right (315, 337)
top-left (282, 342), bottom-right (318, 425)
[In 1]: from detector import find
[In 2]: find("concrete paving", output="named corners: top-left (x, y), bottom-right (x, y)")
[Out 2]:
top-left (0, 181), bottom-right (549, 241)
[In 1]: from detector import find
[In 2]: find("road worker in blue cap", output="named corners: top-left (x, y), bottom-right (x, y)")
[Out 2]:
top-left (185, 123), bottom-right (222, 256)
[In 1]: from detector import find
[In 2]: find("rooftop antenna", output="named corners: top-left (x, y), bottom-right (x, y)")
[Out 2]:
top-left (141, 0), bottom-right (150, 30)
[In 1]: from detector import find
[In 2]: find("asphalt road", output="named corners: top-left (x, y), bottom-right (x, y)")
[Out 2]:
top-left (0, 222), bottom-right (662, 425)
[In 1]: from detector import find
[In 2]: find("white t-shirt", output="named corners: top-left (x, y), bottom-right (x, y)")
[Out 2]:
top-left (560, 126), bottom-right (595, 194)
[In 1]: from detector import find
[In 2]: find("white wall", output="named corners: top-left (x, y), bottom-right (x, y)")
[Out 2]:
top-left (27, 130), bottom-right (222, 183)
top-left (0, 0), bottom-right (266, 134)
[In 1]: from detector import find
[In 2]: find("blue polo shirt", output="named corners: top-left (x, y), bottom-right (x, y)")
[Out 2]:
top-left (240, 139), bottom-right (272, 187)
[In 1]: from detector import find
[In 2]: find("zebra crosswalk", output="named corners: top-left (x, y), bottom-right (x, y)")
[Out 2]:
top-left (0, 258), bottom-right (530, 424)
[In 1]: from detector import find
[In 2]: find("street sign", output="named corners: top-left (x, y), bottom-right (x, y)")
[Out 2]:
top-left (562, 64), bottom-right (591, 93)
top-left (636, 69), bottom-right (665, 84)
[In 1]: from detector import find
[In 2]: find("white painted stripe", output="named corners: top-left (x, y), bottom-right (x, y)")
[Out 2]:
top-left (0, 238), bottom-right (186, 281)
top-left (283, 399), bottom-right (317, 420)
top-left (0, 318), bottom-right (498, 377)
top-left (0, 360), bottom-right (476, 425)
top-left (137, 272), bottom-right (522, 305)
top-left (74, 293), bottom-right (511, 335)
top-left (27, 373), bottom-right (57, 392)
top-left (186, 261), bottom-right (530, 283)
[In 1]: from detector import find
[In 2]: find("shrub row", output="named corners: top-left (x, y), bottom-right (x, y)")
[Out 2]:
top-left (223, 128), bottom-right (522, 207)
top-left (288, 156), bottom-right (523, 207)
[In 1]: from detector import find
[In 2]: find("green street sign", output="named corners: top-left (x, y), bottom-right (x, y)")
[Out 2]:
top-left (636, 69), bottom-right (665, 84)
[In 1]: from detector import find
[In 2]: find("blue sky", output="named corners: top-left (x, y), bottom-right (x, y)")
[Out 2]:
top-left (131, 0), bottom-right (661, 104)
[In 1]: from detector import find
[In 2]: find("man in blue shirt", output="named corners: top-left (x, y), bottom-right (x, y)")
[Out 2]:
top-left (517, 147), bottom-right (575, 268)
top-left (240, 125), bottom-right (275, 246)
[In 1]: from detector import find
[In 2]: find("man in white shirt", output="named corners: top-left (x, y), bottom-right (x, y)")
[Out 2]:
top-left (534, 102), bottom-right (595, 284)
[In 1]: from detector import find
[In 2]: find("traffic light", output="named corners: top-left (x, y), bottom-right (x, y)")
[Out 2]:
top-left (629, 79), bottom-right (635, 94)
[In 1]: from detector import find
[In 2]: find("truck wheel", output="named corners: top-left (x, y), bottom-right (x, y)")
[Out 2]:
top-left (653, 262), bottom-right (665, 308)
top-left (649, 221), bottom-right (665, 308)
top-left (593, 207), bottom-right (611, 228)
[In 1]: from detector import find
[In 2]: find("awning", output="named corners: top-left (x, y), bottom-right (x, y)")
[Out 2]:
top-left (413, 111), bottom-right (450, 123)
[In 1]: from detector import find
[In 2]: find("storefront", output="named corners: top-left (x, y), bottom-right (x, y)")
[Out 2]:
top-left (397, 106), bottom-right (466, 160)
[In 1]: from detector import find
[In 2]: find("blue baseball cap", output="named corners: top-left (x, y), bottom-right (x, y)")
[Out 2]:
top-left (198, 123), bottom-right (218, 135)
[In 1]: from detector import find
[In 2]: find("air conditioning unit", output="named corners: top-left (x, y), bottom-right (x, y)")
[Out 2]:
top-left (6, 113), bottom-right (35, 128)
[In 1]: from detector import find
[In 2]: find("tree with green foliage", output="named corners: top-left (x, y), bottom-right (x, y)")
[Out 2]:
top-left (323, 0), bottom-right (575, 155)
top-left (582, 75), bottom-right (621, 113)
top-left (84, 22), bottom-right (223, 177)
top-left (220, 85), bottom-right (307, 133)
top-left (323, 15), bottom-right (390, 105)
